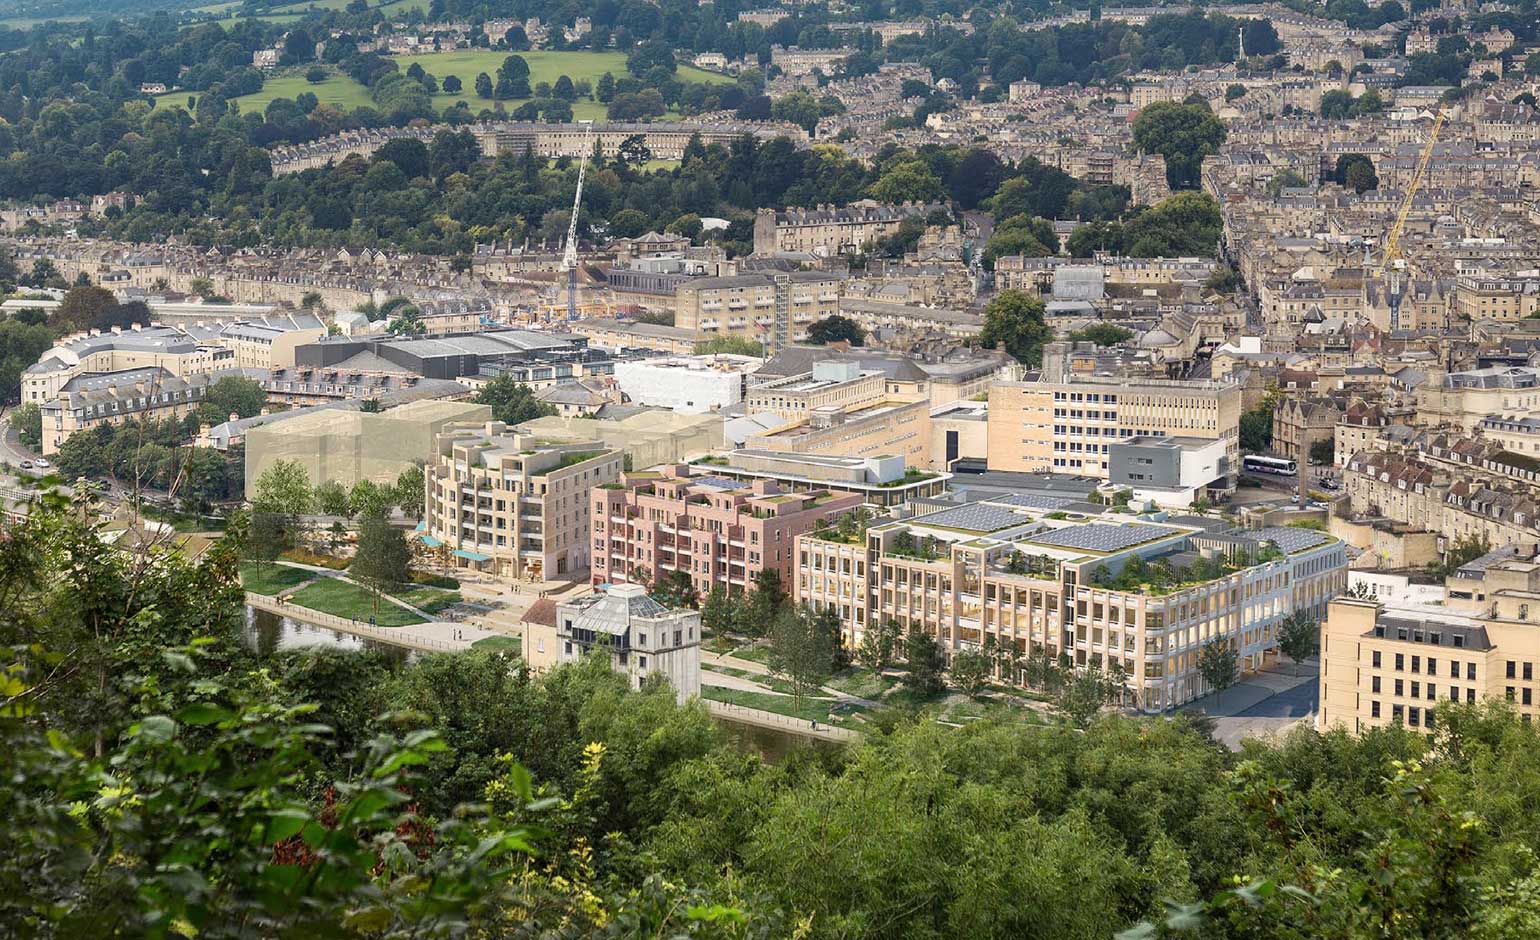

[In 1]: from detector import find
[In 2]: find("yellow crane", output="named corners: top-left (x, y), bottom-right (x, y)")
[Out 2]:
top-left (1379, 106), bottom-right (1446, 330)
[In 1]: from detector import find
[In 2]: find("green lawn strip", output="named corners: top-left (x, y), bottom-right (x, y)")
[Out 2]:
top-left (825, 668), bottom-right (897, 699)
top-left (396, 49), bottom-right (729, 92)
top-left (703, 664), bottom-right (805, 696)
top-left (729, 644), bottom-right (771, 664)
top-left (385, 583), bottom-right (463, 614)
top-left (472, 634), bottom-right (522, 651)
top-left (240, 562), bottom-right (316, 596)
top-left (288, 578), bottom-right (427, 626)
top-left (701, 686), bottom-right (865, 727)
top-left (178, 51), bottom-right (732, 120)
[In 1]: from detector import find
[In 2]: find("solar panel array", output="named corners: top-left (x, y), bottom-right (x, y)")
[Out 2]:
top-left (1028, 523), bottom-right (1179, 553)
top-left (1253, 526), bottom-right (1331, 554)
top-left (911, 502), bottom-right (1029, 532)
top-left (691, 475), bottom-right (750, 490)
top-left (987, 493), bottom-right (1078, 510)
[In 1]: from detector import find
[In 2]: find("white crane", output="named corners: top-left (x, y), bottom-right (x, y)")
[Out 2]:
top-left (558, 120), bottom-right (594, 321)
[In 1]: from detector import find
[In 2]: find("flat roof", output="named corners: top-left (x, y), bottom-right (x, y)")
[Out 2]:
top-left (1024, 522), bottom-right (1182, 555)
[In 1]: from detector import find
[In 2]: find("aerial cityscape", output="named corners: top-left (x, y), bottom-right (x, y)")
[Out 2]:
top-left (1, 0), bottom-right (1539, 933)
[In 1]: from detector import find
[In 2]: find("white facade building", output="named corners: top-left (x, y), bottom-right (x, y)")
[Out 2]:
top-left (556, 584), bottom-right (702, 702)
top-left (612, 354), bottom-right (761, 414)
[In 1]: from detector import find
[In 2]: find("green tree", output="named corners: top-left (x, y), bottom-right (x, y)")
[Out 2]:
top-left (1196, 638), bottom-right (1239, 709)
top-left (1276, 610), bottom-right (1319, 675)
top-left (804, 315), bottom-right (866, 346)
top-left (767, 603), bottom-right (838, 709)
top-left (694, 335), bottom-right (764, 356)
top-left (250, 459), bottom-right (315, 556)
top-left (314, 479), bottom-right (351, 517)
top-left (982, 213), bottom-right (1057, 268)
top-left (1344, 159), bottom-right (1379, 193)
top-left (1068, 324), bottom-right (1134, 347)
top-left (197, 375), bottom-right (266, 425)
top-left (651, 569), bottom-right (698, 609)
top-left (699, 584), bottom-right (742, 635)
top-left (1130, 101), bottom-right (1227, 189)
top-left (902, 626), bottom-right (946, 696)
top-left (742, 568), bottom-right (786, 637)
top-left (475, 374), bottom-right (557, 425)
top-left (950, 646), bottom-right (992, 697)
top-left (868, 159), bottom-right (945, 203)
top-left (857, 617), bottom-right (901, 669)
top-left (979, 290), bottom-right (1053, 367)
top-left (0, 319), bottom-right (55, 402)
top-left (349, 478), bottom-right (394, 520)
top-left (253, 459), bottom-right (314, 516)
top-left (12, 401), bottom-right (41, 449)
top-left (393, 464), bottom-right (425, 520)
top-left (1240, 390), bottom-right (1278, 454)
top-left (351, 511), bottom-right (411, 616)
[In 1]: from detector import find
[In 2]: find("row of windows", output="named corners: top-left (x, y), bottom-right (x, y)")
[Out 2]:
top-left (1373, 676), bottom-right (1479, 703)
top-left (1371, 650), bottom-right (1478, 677)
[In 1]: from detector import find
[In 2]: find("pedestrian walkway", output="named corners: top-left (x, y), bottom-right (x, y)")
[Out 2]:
top-left (250, 591), bottom-right (502, 652)
top-left (1182, 657), bottom-right (1320, 750)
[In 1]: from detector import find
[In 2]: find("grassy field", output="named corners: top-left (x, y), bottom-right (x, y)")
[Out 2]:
top-left (288, 578), bottom-right (427, 626)
top-left (386, 583), bottom-right (463, 614)
top-left (239, 562), bottom-right (315, 596)
top-left (193, 0), bottom-right (426, 24)
top-left (729, 644), bottom-right (772, 665)
top-left (825, 667), bottom-right (897, 700)
top-left (158, 50), bottom-right (731, 119)
top-left (702, 686), bottom-right (866, 728)
top-left (472, 634), bottom-right (521, 651)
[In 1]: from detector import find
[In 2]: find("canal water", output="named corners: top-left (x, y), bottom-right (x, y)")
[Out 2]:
top-left (245, 607), bottom-right (844, 762)
top-left (244, 607), bottom-right (412, 663)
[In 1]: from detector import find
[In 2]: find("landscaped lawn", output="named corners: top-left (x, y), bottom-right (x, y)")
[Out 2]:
top-left (396, 49), bottom-right (729, 97)
top-left (386, 584), bottom-right (464, 614)
top-left (472, 634), bottom-right (522, 651)
top-left (702, 686), bottom-right (868, 727)
top-left (240, 562), bottom-right (315, 596)
top-left (288, 578), bottom-right (427, 626)
top-left (729, 644), bottom-right (771, 664)
top-left (826, 668), bottom-right (898, 700)
top-left (161, 51), bottom-right (732, 121)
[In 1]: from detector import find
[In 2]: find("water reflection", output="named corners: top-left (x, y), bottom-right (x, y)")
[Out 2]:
top-left (714, 715), bottom-right (844, 763)
top-left (245, 607), bottom-right (412, 663)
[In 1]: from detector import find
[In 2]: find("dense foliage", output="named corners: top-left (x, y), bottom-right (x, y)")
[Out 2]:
top-left (12, 497), bottom-right (1540, 936)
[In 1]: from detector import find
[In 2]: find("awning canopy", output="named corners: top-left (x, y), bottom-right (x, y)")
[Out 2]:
top-left (420, 535), bottom-right (442, 548)
top-left (453, 549), bottom-right (492, 562)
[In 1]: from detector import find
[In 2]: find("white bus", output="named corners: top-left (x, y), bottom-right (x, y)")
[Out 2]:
top-left (1243, 455), bottom-right (1297, 476)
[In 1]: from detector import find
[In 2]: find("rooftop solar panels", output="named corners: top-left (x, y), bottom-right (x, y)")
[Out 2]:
top-left (1028, 523), bottom-right (1180, 553)
top-left (987, 493), bottom-right (1078, 510)
top-left (911, 502), bottom-right (1031, 533)
top-left (692, 475), bottom-right (749, 490)
top-left (1253, 526), bottom-right (1331, 553)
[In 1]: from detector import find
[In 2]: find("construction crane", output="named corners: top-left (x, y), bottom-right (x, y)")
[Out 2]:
top-left (1379, 105), bottom-right (1446, 331)
top-left (558, 120), bottom-right (595, 321)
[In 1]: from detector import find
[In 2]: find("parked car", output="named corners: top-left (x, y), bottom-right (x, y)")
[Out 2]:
top-left (19, 460), bottom-right (32, 469)
top-left (34, 458), bottom-right (48, 468)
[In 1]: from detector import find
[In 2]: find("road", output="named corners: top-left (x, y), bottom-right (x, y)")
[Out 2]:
top-left (0, 407), bottom-right (41, 471)
top-left (1183, 657), bottom-right (1320, 750)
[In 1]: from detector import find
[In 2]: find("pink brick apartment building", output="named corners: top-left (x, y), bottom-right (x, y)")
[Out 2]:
top-left (591, 465), bottom-right (863, 595)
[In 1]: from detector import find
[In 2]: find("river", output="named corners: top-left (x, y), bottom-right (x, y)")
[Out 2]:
top-left (244, 607), bottom-right (413, 663)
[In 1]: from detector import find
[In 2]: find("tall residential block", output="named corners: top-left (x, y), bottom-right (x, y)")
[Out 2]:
top-left (424, 422), bottom-right (622, 580)
top-left (590, 464), bottom-right (863, 596)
